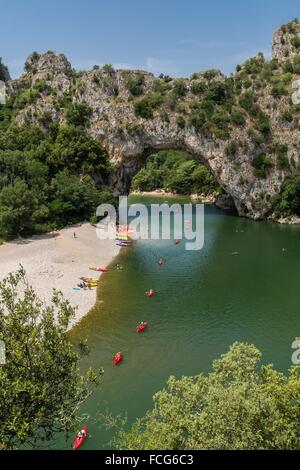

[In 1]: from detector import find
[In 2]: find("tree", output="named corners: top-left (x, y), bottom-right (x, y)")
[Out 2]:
top-left (0, 267), bottom-right (102, 449)
top-left (274, 174), bottom-right (300, 216)
top-left (251, 153), bottom-right (273, 178)
top-left (116, 343), bottom-right (300, 450)
top-left (0, 180), bottom-right (38, 239)
top-left (65, 102), bottom-right (92, 127)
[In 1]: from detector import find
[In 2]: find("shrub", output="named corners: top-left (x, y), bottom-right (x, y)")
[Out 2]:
top-left (274, 174), bottom-right (300, 215)
top-left (280, 109), bottom-right (294, 123)
top-left (64, 102), bottom-right (92, 126)
top-left (103, 64), bottom-right (114, 73)
top-left (189, 112), bottom-right (206, 131)
top-left (134, 92), bottom-right (163, 119)
top-left (191, 81), bottom-right (207, 95)
top-left (203, 69), bottom-right (220, 81)
top-left (277, 155), bottom-right (290, 170)
top-left (239, 90), bottom-right (256, 109)
top-left (123, 72), bottom-right (145, 96)
top-left (291, 37), bottom-right (300, 49)
top-left (134, 97), bottom-right (153, 119)
top-left (251, 153), bottom-right (273, 178)
top-left (271, 82), bottom-right (287, 98)
top-left (231, 109), bottom-right (246, 126)
top-left (172, 80), bottom-right (187, 97)
top-left (176, 115), bottom-right (185, 129)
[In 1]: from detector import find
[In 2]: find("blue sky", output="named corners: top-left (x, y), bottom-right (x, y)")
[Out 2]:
top-left (1, 0), bottom-right (299, 78)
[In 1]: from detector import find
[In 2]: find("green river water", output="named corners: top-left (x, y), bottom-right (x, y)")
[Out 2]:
top-left (59, 196), bottom-right (300, 450)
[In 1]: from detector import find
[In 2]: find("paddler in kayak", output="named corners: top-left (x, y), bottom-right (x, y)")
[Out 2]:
top-left (137, 321), bottom-right (149, 333)
top-left (73, 426), bottom-right (87, 450)
top-left (146, 289), bottom-right (155, 298)
top-left (77, 429), bottom-right (86, 439)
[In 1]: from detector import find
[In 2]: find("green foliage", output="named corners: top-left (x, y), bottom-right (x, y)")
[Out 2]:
top-left (251, 153), bottom-right (273, 178)
top-left (176, 115), bottom-right (185, 129)
top-left (134, 92), bottom-right (164, 119)
top-left (191, 81), bottom-right (207, 95)
top-left (271, 82), bottom-right (288, 98)
top-left (131, 150), bottom-right (220, 196)
top-left (269, 142), bottom-right (290, 170)
top-left (116, 343), bottom-right (300, 450)
top-left (0, 267), bottom-right (102, 449)
top-left (274, 174), bottom-right (300, 216)
top-left (291, 37), bottom-right (300, 49)
top-left (189, 111), bottom-right (206, 131)
top-left (0, 94), bottom-right (113, 239)
top-left (172, 80), bottom-right (187, 98)
top-left (231, 109), bottom-right (246, 126)
top-left (293, 56), bottom-right (300, 74)
top-left (65, 102), bottom-right (92, 126)
top-left (243, 56), bottom-right (265, 75)
top-left (280, 109), bottom-right (294, 123)
top-left (102, 64), bottom-right (114, 73)
top-left (123, 72), bottom-right (145, 96)
top-left (203, 69), bottom-right (220, 81)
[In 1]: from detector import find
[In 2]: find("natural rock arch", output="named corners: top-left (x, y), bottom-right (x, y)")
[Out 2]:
top-left (7, 19), bottom-right (300, 221)
top-left (98, 125), bottom-right (258, 218)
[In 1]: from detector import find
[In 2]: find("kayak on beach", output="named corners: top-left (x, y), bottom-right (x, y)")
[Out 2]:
top-left (80, 277), bottom-right (99, 283)
top-left (116, 241), bottom-right (133, 247)
top-left (89, 267), bottom-right (109, 273)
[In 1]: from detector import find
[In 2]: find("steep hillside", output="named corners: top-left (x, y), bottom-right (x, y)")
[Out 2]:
top-left (2, 19), bottom-right (300, 223)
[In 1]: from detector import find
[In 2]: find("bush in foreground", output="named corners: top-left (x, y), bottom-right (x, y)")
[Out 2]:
top-left (117, 343), bottom-right (300, 450)
top-left (0, 268), bottom-right (102, 449)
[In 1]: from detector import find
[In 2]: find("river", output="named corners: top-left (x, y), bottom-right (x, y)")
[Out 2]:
top-left (65, 196), bottom-right (300, 450)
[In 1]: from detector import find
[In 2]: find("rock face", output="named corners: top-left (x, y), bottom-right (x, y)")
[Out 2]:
top-left (4, 21), bottom-right (300, 221)
top-left (215, 194), bottom-right (237, 212)
top-left (272, 21), bottom-right (300, 62)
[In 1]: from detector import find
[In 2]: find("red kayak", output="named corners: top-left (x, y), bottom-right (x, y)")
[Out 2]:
top-left (137, 322), bottom-right (148, 333)
top-left (114, 352), bottom-right (123, 365)
top-left (73, 426), bottom-right (87, 450)
top-left (146, 290), bottom-right (155, 298)
top-left (98, 268), bottom-right (109, 273)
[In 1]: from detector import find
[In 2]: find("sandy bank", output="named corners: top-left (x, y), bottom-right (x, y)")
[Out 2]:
top-left (0, 224), bottom-right (120, 329)
top-left (130, 190), bottom-right (217, 203)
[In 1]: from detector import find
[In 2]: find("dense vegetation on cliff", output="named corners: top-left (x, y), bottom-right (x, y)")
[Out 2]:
top-left (1, 18), bottom-right (300, 230)
top-left (0, 82), bottom-right (114, 240)
top-left (131, 150), bottom-right (221, 196)
top-left (117, 343), bottom-right (300, 450)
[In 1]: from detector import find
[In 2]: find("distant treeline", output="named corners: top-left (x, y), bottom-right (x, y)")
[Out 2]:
top-left (131, 150), bottom-right (221, 196)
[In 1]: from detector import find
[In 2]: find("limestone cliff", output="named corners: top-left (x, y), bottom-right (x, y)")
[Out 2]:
top-left (4, 20), bottom-right (300, 220)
